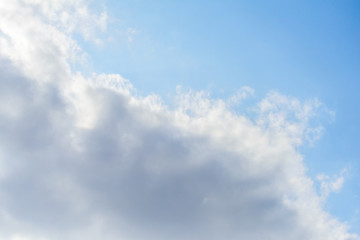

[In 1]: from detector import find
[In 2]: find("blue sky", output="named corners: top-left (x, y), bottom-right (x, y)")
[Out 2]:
top-left (82, 0), bottom-right (360, 231)
top-left (0, 0), bottom-right (359, 239)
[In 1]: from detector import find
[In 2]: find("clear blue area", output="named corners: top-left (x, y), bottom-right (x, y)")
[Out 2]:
top-left (79, 0), bottom-right (360, 233)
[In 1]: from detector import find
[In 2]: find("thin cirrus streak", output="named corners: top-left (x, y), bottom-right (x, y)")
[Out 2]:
top-left (0, 1), bottom-right (357, 240)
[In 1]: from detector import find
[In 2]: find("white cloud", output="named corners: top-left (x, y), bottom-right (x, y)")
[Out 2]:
top-left (0, 1), bottom-right (358, 240)
top-left (23, 0), bottom-right (108, 40)
top-left (228, 86), bottom-right (255, 105)
top-left (317, 169), bottom-right (347, 201)
top-left (255, 91), bottom-right (332, 146)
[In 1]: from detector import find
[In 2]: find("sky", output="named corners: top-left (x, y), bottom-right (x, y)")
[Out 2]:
top-left (0, 0), bottom-right (359, 239)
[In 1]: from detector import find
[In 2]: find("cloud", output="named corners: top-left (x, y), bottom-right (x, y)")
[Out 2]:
top-left (317, 169), bottom-right (347, 201)
top-left (23, 0), bottom-right (108, 40)
top-left (0, 1), bottom-right (358, 240)
top-left (228, 86), bottom-right (255, 105)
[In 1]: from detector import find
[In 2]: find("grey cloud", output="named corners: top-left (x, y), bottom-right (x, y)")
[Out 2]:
top-left (0, 58), bottom-right (356, 239)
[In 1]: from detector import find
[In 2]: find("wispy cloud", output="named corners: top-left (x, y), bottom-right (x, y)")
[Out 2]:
top-left (317, 168), bottom-right (348, 201)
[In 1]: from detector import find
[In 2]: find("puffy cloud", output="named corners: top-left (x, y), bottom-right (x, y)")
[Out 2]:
top-left (0, 1), bottom-right (358, 240)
